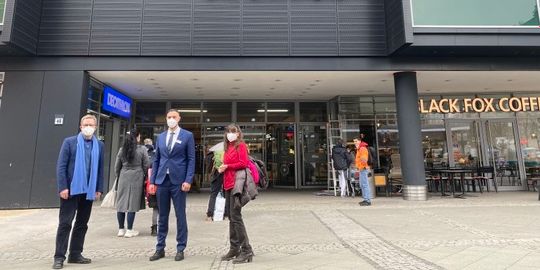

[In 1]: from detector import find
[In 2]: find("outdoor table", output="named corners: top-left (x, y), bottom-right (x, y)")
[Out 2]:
top-left (435, 168), bottom-right (475, 198)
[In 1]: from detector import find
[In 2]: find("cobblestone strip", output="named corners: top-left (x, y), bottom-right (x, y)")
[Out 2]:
top-left (313, 210), bottom-right (444, 270)
top-left (0, 243), bottom-right (344, 262)
top-left (413, 209), bottom-right (497, 239)
top-left (395, 238), bottom-right (540, 250)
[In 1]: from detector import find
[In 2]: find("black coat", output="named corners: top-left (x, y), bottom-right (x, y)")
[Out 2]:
top-left (332, 145), bottom-right (352, 170)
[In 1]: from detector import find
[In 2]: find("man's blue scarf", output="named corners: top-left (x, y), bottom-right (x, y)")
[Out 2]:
top-left (70, 133), bottom-right (99, 200)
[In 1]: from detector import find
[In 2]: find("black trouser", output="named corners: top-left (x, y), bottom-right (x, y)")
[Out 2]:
top-left (206, 173), bottom-right (228, 218)
top-left (54, 194), bottom-right (93, 261)
top-left (225, 190), bottom-right (252, 253)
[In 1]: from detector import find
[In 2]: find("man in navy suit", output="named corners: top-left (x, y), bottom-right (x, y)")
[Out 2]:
top-left (148, 109), bottom-right (196, 262)
top-left (53, 114), bottom-right (104, 269)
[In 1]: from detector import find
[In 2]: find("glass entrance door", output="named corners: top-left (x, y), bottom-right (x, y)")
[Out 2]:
top-left (298, 124), bottom-right (328, 187)
top-left (484, 120), bottom-right (523, 189)
top-left (267, 124), bottom-right (296, 187)
top-left (446, 119), bottom-right (524, 189)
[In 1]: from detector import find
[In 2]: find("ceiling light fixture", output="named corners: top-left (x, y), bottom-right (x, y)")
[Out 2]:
top-left (257, 109), bottom-right (289, 113)
top-left (178, 109), bottom-right (208, 113)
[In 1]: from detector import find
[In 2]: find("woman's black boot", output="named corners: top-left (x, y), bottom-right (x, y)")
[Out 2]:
top-left (232, 251), bottom-right (253, 264)
top-left (220, 249), bottom-right (240, 261)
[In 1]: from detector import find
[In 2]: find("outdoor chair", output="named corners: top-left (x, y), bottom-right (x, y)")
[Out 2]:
top-left (474, 166), bottom-right (497, 192)
top-left (388, 154), bottom-right (403, 195)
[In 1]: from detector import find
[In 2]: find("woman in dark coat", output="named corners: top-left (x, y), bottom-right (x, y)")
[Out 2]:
top-left (115, 129), bottom-right (149, 238)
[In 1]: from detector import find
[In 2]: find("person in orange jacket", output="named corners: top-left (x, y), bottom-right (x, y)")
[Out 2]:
top-left (354, 137), bottom-right (371, 206)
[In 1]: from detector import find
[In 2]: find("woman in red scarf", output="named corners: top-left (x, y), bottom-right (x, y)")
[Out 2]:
top-left (218, 124), bottom-right (253, 264)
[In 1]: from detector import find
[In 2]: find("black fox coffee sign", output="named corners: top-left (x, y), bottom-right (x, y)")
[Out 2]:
top-left (419, 97), bottom-right (540, 114)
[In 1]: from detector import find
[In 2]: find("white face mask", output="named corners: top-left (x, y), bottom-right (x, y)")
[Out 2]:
top-left (226, 133), bottom-right (238, 142)
top-left (81, 126), bottom-right (95, 137)
top-left (167, 118), bottom-right (178, 128)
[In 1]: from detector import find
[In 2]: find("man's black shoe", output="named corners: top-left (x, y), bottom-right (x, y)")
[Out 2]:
top-left (175, 251), bottom-right (184, 261)
top-left (149, 250), bottom-right (165, 261)
top-left (359, 201), bottom-right (372, 206)
top-left (67, 255), bottom-right (91, 264)
top-left (52, 259), bottom-right (63, 269)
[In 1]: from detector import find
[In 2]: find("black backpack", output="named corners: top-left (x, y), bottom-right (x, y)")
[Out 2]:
top-left (367, 146), bottom-right (376, 167)
top-left (249, 156), bottom-right (269, 189)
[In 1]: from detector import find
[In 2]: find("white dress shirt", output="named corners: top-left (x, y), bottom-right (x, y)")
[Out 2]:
top-left (165, 126), bottom-right (181, 174)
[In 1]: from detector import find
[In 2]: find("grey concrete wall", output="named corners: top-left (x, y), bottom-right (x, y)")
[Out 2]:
top-left (0, 71), bottom-right (86, 209)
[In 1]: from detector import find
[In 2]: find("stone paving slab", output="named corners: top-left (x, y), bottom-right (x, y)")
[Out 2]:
top-left (2, 191), bottom-right (540, 269)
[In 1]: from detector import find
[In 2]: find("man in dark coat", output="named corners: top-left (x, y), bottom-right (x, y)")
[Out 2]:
top-left (53, 114), bottom-right (104, 269)
top-left (332, 139), bottom-right (353, 197)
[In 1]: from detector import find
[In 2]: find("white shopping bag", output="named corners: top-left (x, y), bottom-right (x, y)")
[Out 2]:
top-left (101, 178), bottom-right (118, 209)
top-left (213, 191), bottom-right (226, 222)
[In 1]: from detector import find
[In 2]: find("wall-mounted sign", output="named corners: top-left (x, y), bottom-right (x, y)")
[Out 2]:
top-left (54, 114), bottom-right (64, 125)
top-left (419, 97), bottom-right (540, 114)
top-left (102, 86), bottom-right (132, 118)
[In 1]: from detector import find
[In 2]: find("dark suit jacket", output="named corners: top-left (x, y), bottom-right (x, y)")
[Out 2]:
top-left (56, 135), bottom-right (105, 194)
top-left (151, 129), bottom-right (196, 186)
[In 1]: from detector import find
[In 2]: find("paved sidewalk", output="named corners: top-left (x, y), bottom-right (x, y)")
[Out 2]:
top-left (2, 191), bottom-right (540, 270)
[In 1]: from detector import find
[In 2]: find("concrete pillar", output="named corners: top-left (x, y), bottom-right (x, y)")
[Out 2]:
top-left (394, 72), bottom-right (427, 201)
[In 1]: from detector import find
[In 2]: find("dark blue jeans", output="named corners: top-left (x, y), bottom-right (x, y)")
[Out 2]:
top-left (117, 212), bottom-right (136, 230)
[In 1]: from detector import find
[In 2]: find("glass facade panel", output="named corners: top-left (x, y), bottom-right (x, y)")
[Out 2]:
top-left (171, 102), bottom-right (202, 123)
top-left (202, 102), bottom-right (232, 123)
top-left (135, 102), bottom-right (166, 123)
top-left (412, 0), bottom-right (540, 27)
top-left (266, 102), bottom-right (295, 122)
top-left (0, 0), bottom-right (5, 25)
top-left (237, 102), bottom-right (265, 122)
top-left (518, 116), bottom-right (540, 169)
top-left (300, 102), bottom-right (327, 122)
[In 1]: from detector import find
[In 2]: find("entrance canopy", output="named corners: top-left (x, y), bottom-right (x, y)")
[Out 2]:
top-left (89, 71), bottom-right (540, 100)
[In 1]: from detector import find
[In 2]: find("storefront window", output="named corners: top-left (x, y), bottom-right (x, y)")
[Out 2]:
top-left (237, 102), bottom-right (265, 122)
top-left (266, 102), bottom-right (295, 122)
top-left (517, 113), bottom-right (540, 169)
top-left (171, 102), bottom-right (202, 123)
top-left (376, 115), bottom-right (400, 171)
top-left (300, 102), bottom-right (327, 122)
top-left (412, 0), bottom-right (540, 27)
top-left (135, 102), bottom-right (166, 123)
top-left (202, 102), bottom-right (232, 123)
top-left (421, 118), bottom-right (448, 168)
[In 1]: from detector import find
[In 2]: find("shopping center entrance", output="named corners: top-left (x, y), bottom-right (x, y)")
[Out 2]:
top-left (87, 70), bottom-right (540, 192)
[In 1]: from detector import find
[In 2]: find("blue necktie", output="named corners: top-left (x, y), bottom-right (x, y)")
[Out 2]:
top-left (167, 132), bottom-right (175, 152)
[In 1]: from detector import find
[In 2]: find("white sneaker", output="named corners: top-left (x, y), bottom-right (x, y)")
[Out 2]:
top-left (117, 229), bottom-right (126, 237)
top-left (124, 229), bottom-right (139, 238)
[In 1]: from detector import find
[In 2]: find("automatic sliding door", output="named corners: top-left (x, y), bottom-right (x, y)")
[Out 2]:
top-left (267, 124), bottom-right (296, 187)
top-left (299, 124), bottom-right (328, 186)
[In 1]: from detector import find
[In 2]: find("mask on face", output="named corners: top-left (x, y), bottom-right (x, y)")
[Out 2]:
top-left (81, 126), bottom-right (95, 137)
top-left (226, 133), bottom-right (238, 142)
top-left (167, 118), bottom-right (178, 128)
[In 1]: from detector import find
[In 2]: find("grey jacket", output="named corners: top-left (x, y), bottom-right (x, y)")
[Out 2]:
top-left (232, 169), bottom-right (258, 207)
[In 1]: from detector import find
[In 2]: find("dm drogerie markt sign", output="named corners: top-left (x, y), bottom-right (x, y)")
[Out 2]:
top-left (419, 96), bottom-right (540, 114)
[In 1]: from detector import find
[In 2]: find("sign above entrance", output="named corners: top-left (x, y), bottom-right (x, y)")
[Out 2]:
top-left (102, 86), bottom-right (132, 118)
top-left (419, 97), bottom-right (540, 114)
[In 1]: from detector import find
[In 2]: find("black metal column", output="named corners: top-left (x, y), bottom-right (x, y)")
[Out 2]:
top-left (394, 72), bottom-right (427, 200)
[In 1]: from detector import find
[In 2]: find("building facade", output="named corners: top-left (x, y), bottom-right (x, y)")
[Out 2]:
top-left (1, 0), bottom-right (540, 208)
